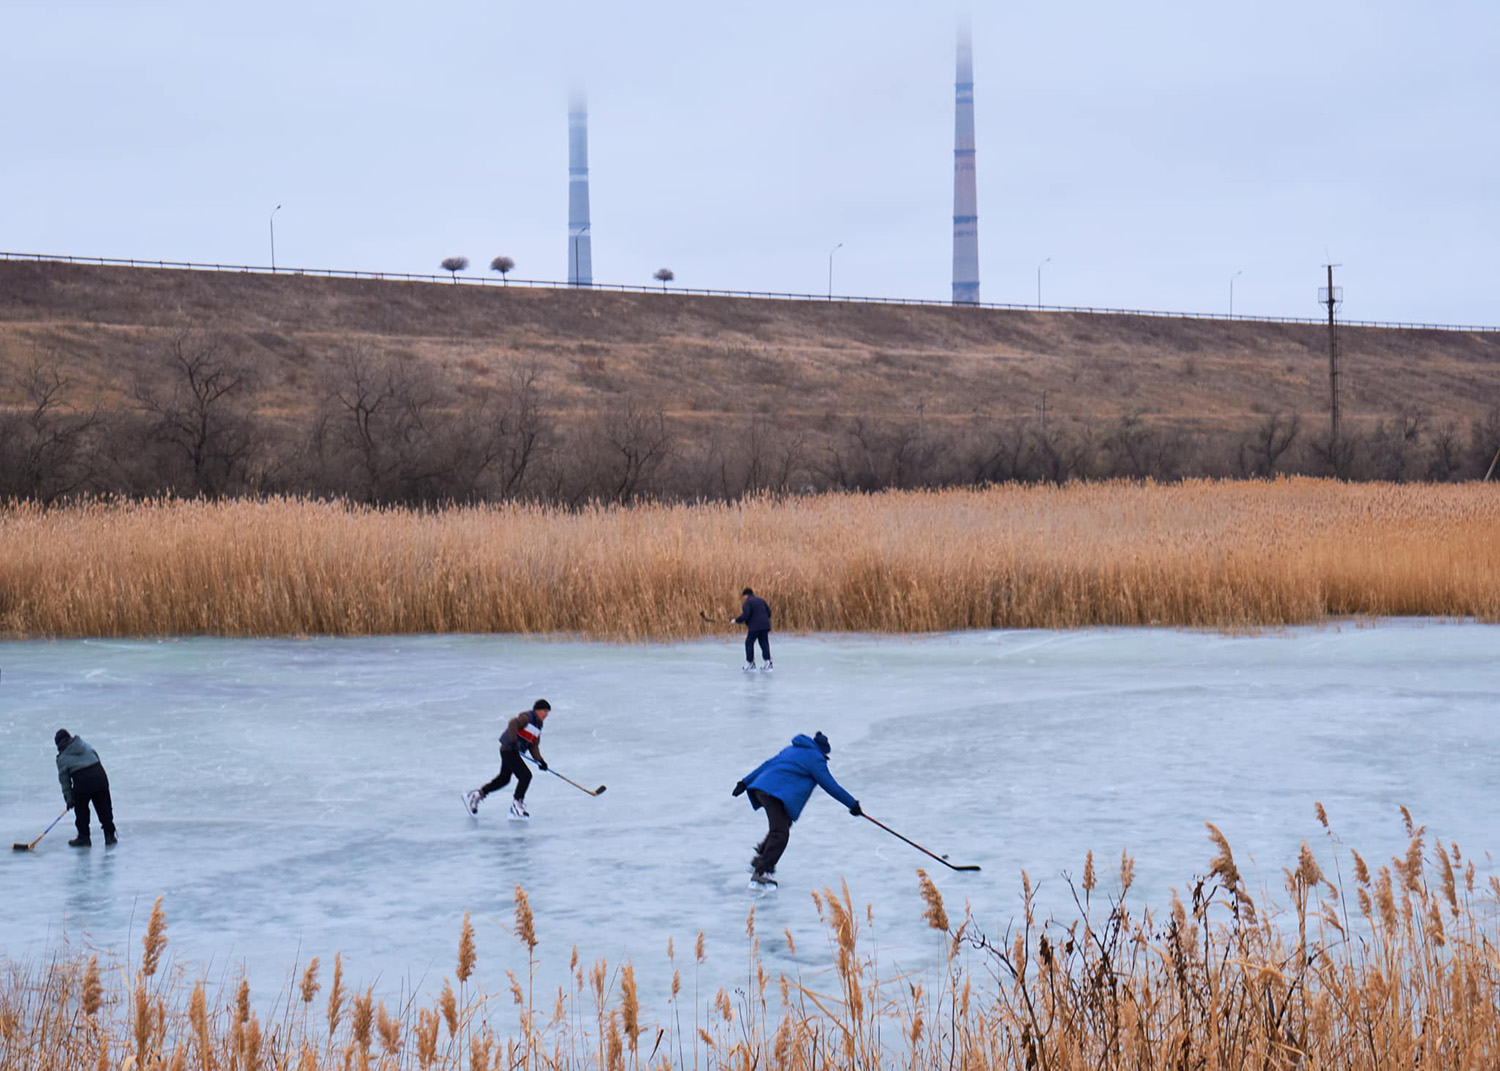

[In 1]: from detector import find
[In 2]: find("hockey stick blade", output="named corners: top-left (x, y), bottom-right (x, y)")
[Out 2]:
top-left (698, 610), bottom-right (719, 624)
top-left (12, 843), bottom-right (31, 852)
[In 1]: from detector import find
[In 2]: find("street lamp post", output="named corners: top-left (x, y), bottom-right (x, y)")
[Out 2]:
top-left (1036, 256), bottom-right (1052, 309)
top-left (828, 242), bottom-right (843, 300)
top-left (269, 205), bottom-right (282, 272)
top-left (1230, 269), bottom-right (1243, 318)
top-left (571, 223), bottom-right (590, 287)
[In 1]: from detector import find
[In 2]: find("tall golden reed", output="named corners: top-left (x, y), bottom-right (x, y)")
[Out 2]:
top-left (1, 479), bottom-right (1499, 638)
top-left (7, 812), bottom-right (1500, 1068)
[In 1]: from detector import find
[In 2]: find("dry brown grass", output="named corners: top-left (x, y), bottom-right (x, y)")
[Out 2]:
top-left (2, 480), bottom-right (1500, 638)
top-left (5, 812), bottom-right (1500, 1069)
top-left (5, 259), bottom-right (1500, 433)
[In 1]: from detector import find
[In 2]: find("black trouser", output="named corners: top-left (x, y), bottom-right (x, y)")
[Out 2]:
top-left (744, 629), bottom-right (771, 664)
top-left (481, 749), bottom-right (532, 800)
top-left (749, 789), bottom-right (792, 876)
top-left (71, 763), bottom-right (114, 841)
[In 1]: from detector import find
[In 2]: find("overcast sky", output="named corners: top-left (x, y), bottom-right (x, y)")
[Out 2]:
top-left (3, 1), bottom-right (1496, 324)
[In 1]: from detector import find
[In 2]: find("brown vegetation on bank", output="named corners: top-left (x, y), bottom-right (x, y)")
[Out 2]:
top-left (3, 261), bottom-right (1500, 503)
top-left (4, 812), bottom-right (1498, 1068)
top-left (0, 480), bottom-right (1497, 639)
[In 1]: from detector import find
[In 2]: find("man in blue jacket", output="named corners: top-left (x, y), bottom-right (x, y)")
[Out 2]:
top-left (732, 731), bottom-right (860, 887)
top-left (733, 587), bottom-right (773, 671)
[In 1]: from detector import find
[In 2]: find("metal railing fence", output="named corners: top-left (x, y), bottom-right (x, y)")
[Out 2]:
top-left (3, 250), bottom-right (1497, 335)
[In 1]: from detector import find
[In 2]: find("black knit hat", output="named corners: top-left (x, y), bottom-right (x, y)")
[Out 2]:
top-left (533, 699), bottom-right (551, 711)
top-left (54, 729), bottom-right (71, 750)
top-left (813, 731), bottom-right (831, 756)
top-left (742, 587), bottom-right (754, 596)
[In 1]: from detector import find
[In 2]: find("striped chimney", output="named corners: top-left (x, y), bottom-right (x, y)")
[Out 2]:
top-left (951, 25), bottom-right (980, 305)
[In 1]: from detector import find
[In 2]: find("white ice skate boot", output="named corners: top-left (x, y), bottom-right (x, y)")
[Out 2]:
top-left (743, 662), bottom-right (756, 672)
top-left (508, 797), bottom-right (531, 821)
top-left (761, 660), bottom-right (773, 672)
top-left (462, 789), bottom-right (482, 816)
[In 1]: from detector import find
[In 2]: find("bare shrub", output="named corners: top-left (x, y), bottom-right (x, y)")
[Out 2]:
top-left (0, 358), bottom-right (101, 501)
top-left (134, 333), bottom-right (259, 497)
top-left (1236, 411), bottom-right (1301, 478)
top-left (440, 256), bottom-right (469, 282)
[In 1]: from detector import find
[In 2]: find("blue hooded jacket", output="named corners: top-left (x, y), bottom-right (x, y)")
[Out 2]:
top-left (741, 734), bottom-right (858, 821)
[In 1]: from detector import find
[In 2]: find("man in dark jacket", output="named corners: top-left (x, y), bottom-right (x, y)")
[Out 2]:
top-left (55, 729), bottom-right (116, 847)
top-left (733, 587), bottom-right (773, 671)
top-left (465, 699), bottom-right (550, 820)
top-left (732, 731), bottom-right (860, 887)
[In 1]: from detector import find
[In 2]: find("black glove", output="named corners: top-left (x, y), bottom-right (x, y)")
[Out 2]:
top-left (732, 781), bottom-right (747, 797)
top-left (537, 760), bottom-right (548, 772)
top-left (849, 801), bottom-right (862, 817)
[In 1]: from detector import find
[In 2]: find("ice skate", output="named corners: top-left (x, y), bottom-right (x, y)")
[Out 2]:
top-left (68, 837), bottom-right (91, 848)
top-left (462, 789), bottom-right (482, 816)
top-left (508, 797), bottom-right (530, 821)
top-left (749, 871), bottom-right (778, 890)
top-left (742, 662), bottom-right (756, 672)
top-left (104, 832), bottom-right (118, 846)
top-left (761, 660), bottom-right (773, 672)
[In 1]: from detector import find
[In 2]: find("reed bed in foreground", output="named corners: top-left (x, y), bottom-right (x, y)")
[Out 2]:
top-left (5, 811), bottom-right (1499, 1069)
top-left (2, 480), bottom-right (1500, 638)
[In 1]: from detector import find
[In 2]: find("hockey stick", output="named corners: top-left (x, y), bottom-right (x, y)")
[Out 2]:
top-left (699, 610), bottom-right (721, 624)
top-left (12, 809), bottom-right (69, 852)
top-left (527, 758), bottom-right (606, 796)
top-left (862, 813), bottom-right (981, 872)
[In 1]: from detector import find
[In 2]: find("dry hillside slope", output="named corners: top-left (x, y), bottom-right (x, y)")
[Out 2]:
top-left (4, 259), bottom-right (1499, 433)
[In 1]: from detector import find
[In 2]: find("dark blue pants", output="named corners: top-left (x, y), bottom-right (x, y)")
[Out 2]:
top-left (71, 763), bottom-right (114, 841)
top-left (744, 629), bottom-right (771, 664)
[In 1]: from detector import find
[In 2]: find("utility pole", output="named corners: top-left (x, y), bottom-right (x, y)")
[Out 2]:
top-left (1039, 389), bottom-right (1049, 436)
top-left (1319, 264), bottom-right (1343, 446)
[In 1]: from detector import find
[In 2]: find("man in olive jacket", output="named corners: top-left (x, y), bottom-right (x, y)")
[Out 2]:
top-left (55, 729), bottom-right (116, 847)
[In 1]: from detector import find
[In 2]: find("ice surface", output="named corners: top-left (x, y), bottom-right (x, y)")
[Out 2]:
top-left (2, 623), bottom-right (1498, 1002)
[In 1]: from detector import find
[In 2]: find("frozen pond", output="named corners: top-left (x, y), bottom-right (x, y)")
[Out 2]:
top-left (2, 623), bottom-right (1497, 1001)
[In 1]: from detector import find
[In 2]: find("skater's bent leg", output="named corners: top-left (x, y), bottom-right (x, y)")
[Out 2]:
top-left (94, 776), bottom-right (115, 839)
top-left (503, 750), bottom-right (533, 800)
top-left (744, 633), bottom-right (756, 665)
top-left (480, 767), bottom-right (513, 797)
top-left (755, 630), bottom-right (771, 662)
top-left (749, 790), bottom-right (792, 874)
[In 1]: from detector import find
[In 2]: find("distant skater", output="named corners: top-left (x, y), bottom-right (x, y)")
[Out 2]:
top-left (55, 729), bottom-right (116, 847)
top-left (465, 700), bottom-right (550, 820)
top-left (732, 731), bottom-right (860, 887)
top-left (734, 587), bottom-right (773, 671)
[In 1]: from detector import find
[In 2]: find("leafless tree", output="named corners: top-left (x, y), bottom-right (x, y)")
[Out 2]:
top-left (490, 256), bottom-right (515, 284)
top-left (441, 256), bottom-right (469, 283)
top-left (1426, 421), bottom-right (1462, 482)
top-left (0, 358), bottom-right (101, 501)
top-left (1031, 421), bottom-right (1095, 485)
top-left (653, 268), bottom-right (674, 291)
top-left (598, 400), bottom-right (675, 501)
top-left (1368, 406), bottom-right (1426, 482)
top-left (440, 364), bottom-right (549, 500)
top-left (320, 349), bottom-right (447, 502)
top-left (135, 333), bottom-right (258, 496)
top-left (1236, 411), bottom-right (1301, 478)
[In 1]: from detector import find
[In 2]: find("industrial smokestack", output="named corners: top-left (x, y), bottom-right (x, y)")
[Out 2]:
top-left (951, 24), bottom-right (980, 306)
top-left (568, 91), bottom-right (593, 287)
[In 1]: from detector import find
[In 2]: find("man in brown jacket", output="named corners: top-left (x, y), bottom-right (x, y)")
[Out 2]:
top-left (465, 700), bottom-right (549, 820)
